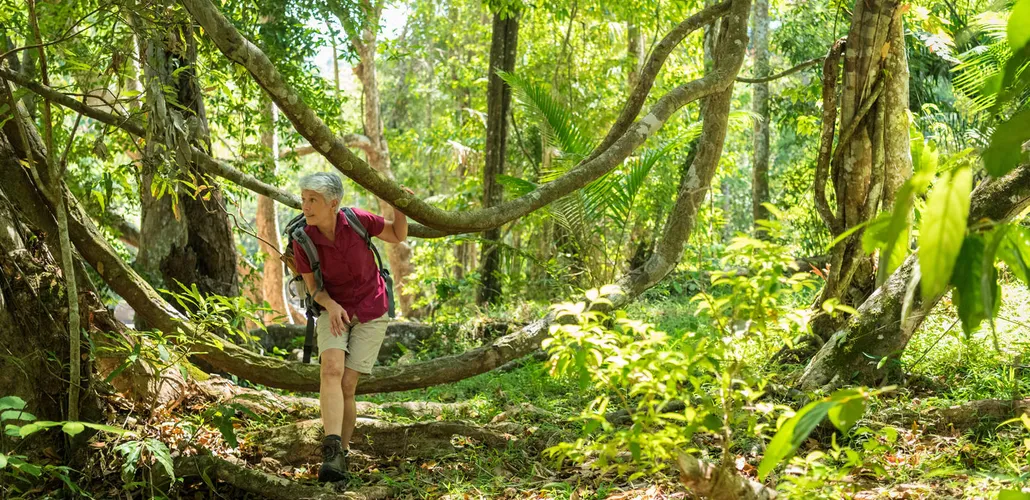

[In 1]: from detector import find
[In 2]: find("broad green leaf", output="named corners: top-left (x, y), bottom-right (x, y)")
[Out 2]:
top-left (1000, 225), bottom-right (1030, 287)
top-left (950, 236), bottom-right (990, 336)
top-left (875, 169), bottom-right (935, 285)
top-left (19, 422), bottom-right (42, 437)
top-left (0, 410), bottom-right (35, 423)
top-left (0, 396), bottom-right (26, 412)
top-left (918, 167), bottom-right (972, 302)
top-left (999, 489), bottom-right (1030, 500)
top-left (12, 459), bottom-right (40, 477)
top-left (62, 422), bottom-right (85, 437)
top-left (827, 397), bottom-right (866, 433)
top-left (982, 226), bottom-right (1008, 338)
top-left (861, 213), bottom-right (892, 254)
top-left (911, 135), bottom-right (939, 175)
top-left (0, 453), bottom-right (6, 469)
top-left (1009, 0), bottom-right (1030, 52)
top-left (758, 401), bottom-right (834, 480)
top-left (984, 108), bottom-right (1030, 177)
top-left (216, 413), bottom-right (239, 448)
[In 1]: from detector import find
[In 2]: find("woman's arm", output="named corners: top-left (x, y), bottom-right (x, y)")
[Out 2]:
top-left (301, 272), bottom-right (350, 335)
top-left (376, 187), bottom-right (414, 244)
top-left (378, 210), bottom-right (407, 243)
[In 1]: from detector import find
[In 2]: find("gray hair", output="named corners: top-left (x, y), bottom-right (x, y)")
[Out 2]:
top-left (298, 172), bottom-right (344, 207)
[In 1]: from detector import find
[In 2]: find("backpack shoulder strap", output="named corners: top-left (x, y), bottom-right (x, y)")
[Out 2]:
top-left (343, 207), bottom-right (388, 272)
top-left (342, 208), bottom-right (370, 246)
top-left (290, 226), bottom-right (323, 292)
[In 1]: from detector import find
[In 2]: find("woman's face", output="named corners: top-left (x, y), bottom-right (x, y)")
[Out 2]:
top-left (301, 189), bottom-right (337, 226)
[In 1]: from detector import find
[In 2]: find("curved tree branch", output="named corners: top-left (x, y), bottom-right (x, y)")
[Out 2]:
top-left (814, 39), bottom-right (845, 235)
top-left (180, 0), bottom-right (739, 233)
top-left (280, 133), bottom-right (373, 158)
top-left (584, 0), bottom-right (733, 162)
top-left (736, 57), bottom-right (822, 83)
top-left (0, 67), bottom-right (449, 237)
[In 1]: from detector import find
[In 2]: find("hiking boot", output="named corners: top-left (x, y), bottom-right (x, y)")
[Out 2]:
top-left (318, 435), bottom-right (350, 483)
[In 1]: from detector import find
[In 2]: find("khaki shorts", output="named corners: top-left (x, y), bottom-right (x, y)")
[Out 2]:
top-left (316, 313), bottom-right (389, 374)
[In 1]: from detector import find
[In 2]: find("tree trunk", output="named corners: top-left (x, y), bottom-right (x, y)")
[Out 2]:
top-left (750, 0), bottom-right (771, 230)
top-left (627, 20), bottom-right (645, 91)
top-left (256, 97), bottom-right (291, 324)
top-left (137, 20), bottom-right (238, 303)
top-left (799, 164), bottom-right (1030, 390)
top-left (476, 9), bottom-right (520, 306)
top-left (811, 1), bottom-right (908, 338)
top-left (0, 111), bottom-right (103, 460)
top-left (335, 0), bottom-right (416, 316)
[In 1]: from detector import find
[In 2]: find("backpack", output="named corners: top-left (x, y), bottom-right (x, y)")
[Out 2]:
top-left (281, 208), bottom-right (396, 363)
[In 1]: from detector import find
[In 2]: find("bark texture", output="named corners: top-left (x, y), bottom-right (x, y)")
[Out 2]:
top-left (245, 418), bottom-right (521, 464)
top-left (477, 8), bottom-right (519, 306)
top-left (678, 454), bottom-right (778, 500)
top-left (256, 97), bottom-right (291, 324)
top-left (812, 2), bottom-right (909, 338)
top-left (750, 0), bottom-right (771, 229)
top-left (136, 20), bottom-right (238, 300)
top-left (799, 164), bottom-right (1030, 390)
top-left (175, 455), bottom-right (393, 500)
top-left (627, 20), bottom-right (645, 91)
top-left (0, 118), bottom-right (103, 459)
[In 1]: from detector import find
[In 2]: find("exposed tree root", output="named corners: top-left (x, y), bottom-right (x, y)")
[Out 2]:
top-left (870, 398), bottom-right (1030, 433)
top-left (677, 454), bottom-right (777, 500)
top-left (931, 399), bottom-right (1030, 431)
top-left (255, 320), bottom-right (516, 364)
top-left (175, 454), bottom-right (393, 500)
top-left (196, 375), bottom-right (484, 421)
top-left (244, 418), bottom-right (529, 465)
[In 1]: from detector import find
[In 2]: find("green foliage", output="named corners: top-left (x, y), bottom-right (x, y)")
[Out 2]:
top-left (0, 396), bottom-right (129, 496)
top-left (96, 327), bottom-right (194, 387)
top-left (692, 209), bottom-right (818, 348)
top-left (500, 71), bottom-right (592, 161)
top-left (758, 387), bottom-right (889, 480)
top-left (542, 291), bottom-right (736, 478)
top-left (950, 235), bottom-right (997, 336)
top-left (981, 2), bottom-right (1030, 176)
top-left (162, 281), bottom-right (273, 349)
top-left (201, 401), bottom-right (259, 449)
top-left (918, 165), bottom-right (973, 302)
top-left (113, 437), bottom-right (174, 491)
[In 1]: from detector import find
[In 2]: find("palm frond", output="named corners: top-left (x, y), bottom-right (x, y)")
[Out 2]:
top-left (499, 71), bottom-right (594, 163)
top-left (496, 174), bottom-right (537, 198)
top-left (952, 11), bottom-right (1012, 114)
top-left (550, 194), bottom-right (588, 251)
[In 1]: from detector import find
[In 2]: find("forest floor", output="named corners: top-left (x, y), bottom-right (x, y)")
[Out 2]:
top-left (52, 282), bottom-right (1030, 499)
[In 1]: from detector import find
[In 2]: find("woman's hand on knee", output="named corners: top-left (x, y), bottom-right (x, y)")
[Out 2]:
top-left (326, 301), bottom-right (352, 336)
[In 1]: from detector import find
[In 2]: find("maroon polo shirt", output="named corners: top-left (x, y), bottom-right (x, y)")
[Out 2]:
top-left (292, 208), bottom-right (388, 323)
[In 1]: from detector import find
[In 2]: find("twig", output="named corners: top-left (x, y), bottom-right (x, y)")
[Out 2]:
top-left (0, 5), bottom-right (106, 62)
top-left (907, 318), bottom-right (959, 371)
top-left (736, 57), bottom-right (823, 83)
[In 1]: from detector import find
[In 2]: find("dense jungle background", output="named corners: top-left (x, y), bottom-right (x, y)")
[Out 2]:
top-left (2, 0), bottom-right (1030, 497)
